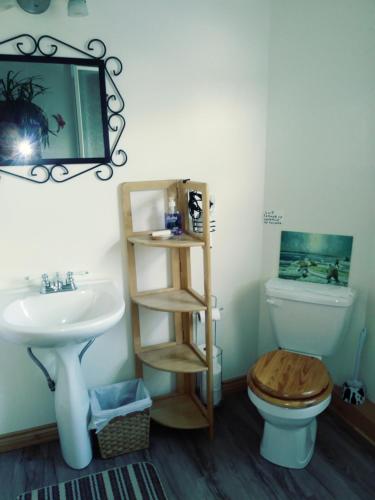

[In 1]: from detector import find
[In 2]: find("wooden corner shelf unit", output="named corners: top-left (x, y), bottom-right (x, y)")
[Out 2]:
top-left (121, 179), bottom-right (214, 438)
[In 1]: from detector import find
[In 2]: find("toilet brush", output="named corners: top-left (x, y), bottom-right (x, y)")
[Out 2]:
top-left (341, 327), bottom-right (367, 405)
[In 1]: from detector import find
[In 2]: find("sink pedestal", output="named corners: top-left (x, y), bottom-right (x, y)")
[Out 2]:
top-left (0, 279), bottom-right (125, 470)
top-left (54, 344), bottom-right (93, 469)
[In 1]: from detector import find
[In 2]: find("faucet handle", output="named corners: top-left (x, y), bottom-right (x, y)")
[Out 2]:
top-left (64, 271), bottom-right (88, 290)
top-left (66, 271), bottom-right (75, 284)
top-left (66, 270), bottom-right (89, 281)
top-left (40, 273), bottom-right (51, 294)
top-left (41, 273), bottom-right (50, 284)
top-left (25, 273), bottom-right (50, 284)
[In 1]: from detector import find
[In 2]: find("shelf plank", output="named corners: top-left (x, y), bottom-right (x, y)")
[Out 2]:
top-left (151, 394), bottom-right (209, 429)
top-left (138, 344), bottom-right (208, 373)
top-left (132, 289), bottom-right (206, 312)
top-left (128, 234), bottom-right (204, 248)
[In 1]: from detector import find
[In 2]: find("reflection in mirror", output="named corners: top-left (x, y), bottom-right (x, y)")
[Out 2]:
top-left (0, 56), bottom-right (109, 165)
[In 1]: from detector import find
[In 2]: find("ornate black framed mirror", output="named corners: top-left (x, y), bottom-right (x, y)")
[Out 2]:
top-left (0, 35), bottom-right (127, 183)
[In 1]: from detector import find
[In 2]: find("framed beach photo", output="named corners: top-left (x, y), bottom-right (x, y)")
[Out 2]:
top-left (278, 231), bottom-right (353, 286)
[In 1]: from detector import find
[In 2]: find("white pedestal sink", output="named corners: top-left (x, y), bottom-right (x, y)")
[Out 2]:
top-left (0, 279), bottom-right (125, 469)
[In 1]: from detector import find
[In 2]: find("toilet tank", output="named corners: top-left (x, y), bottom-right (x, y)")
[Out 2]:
top-left (265, 278), bottom-right (356, 357)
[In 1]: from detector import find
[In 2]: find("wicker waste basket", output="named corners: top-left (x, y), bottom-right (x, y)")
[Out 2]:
top-left (89, 378), bottom-right (152, 459)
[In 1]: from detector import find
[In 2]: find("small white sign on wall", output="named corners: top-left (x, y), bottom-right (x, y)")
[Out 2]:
top-left (264, 209), bottom-right (284, 225)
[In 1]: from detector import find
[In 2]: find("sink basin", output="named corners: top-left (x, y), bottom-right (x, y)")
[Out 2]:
top-left (0, 278), bottom-right (125, 469)
top-left (0, 279), bottom-right (125, 348)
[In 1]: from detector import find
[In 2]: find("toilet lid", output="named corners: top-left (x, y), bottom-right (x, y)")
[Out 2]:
top-left (251, 350), bottom-right (330, 400)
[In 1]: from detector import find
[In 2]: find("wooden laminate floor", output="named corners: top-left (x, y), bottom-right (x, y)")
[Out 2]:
top-left (1, 392), bottom-right (375, 500)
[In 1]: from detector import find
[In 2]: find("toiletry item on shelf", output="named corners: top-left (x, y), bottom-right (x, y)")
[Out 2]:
top-left (188, 191), bottom-right (216, 234)
top-left (151, 229), bottom-right (172, 240)
top-left (165, 197), bottom-right (183, 235)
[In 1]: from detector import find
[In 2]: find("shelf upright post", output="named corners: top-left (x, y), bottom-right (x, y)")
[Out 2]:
top-left (201, 182), bottom-right (214, 439)
top-left (122, 183), bottom-right (143, 378)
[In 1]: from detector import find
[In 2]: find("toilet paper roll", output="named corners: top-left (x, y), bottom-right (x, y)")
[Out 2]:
top-left (197, 308), bottom-right (221, 324)
top-left (198, 344), bottom-right (222, 361)
top-left (198, 344), bottom-right (222, 406)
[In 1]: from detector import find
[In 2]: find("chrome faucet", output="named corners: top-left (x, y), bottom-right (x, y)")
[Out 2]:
top-left (39, 271), bottom-right (85, 294)
top-left (54, 272), bottom-right (64, 292)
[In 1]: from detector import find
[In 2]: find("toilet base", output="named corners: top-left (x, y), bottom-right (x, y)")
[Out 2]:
top-left (260, 417), bottom-right (317, 469)
top-left (247, 387), bottom-right (331, 469)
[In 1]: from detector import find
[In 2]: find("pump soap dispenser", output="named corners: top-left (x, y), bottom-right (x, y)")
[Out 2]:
top-left (165, 197), bottom-right (183, 235)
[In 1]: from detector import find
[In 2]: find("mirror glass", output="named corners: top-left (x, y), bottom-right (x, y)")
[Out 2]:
top-left (0, 55), bottom-right (109, 166)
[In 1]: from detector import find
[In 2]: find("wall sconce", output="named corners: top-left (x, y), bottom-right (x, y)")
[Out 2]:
top-left (67, 0), bottom-right (88, 17)
top-left (0, 0), bottom-right (17, 10)
top-left (0, 0), bottom-right (88, 16)
top-left (17, 0), bottom-right (50, 14)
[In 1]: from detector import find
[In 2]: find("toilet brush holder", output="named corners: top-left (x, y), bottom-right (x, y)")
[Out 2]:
top-left (341, 380), bottom-right (365, 406)
top-left (341, 327), bottom-right (367, 405)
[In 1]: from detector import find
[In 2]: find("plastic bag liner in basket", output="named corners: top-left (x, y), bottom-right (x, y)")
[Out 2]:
top-left (88, 378), bottom-right (152, 433)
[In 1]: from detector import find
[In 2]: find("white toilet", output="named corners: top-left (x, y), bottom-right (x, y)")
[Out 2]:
top-left (247, 278), bottom-right (356, 469)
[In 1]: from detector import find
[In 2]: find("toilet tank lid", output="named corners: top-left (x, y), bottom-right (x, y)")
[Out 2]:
top-left (265, 278), bottom-right (356, 306)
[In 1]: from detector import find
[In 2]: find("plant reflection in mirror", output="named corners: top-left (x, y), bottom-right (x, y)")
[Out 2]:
top-left (0, 70), bottom-right (64, 163)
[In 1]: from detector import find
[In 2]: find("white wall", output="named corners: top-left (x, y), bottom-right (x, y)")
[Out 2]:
top-left (259, 0), bottom-right (375, 401)
top-left (0, 0), bottom-right (269, 434)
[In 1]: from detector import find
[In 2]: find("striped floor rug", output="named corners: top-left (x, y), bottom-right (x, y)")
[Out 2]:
top-left (17, 462), bottom-right (168, 500)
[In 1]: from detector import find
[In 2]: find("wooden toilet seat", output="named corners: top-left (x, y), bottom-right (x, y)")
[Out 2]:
top-left (247, 350), bottom-right (333, 409)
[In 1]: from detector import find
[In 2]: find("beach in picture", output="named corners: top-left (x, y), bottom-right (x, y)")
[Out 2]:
top-left (278, 231), bottom-right (353, 286)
